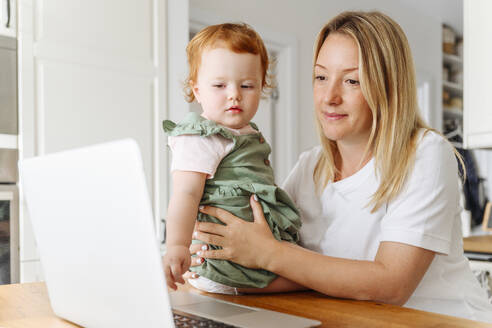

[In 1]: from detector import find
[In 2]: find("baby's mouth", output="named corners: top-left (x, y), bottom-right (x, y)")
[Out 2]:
top-left (227, 106), bottom-right (243, 113)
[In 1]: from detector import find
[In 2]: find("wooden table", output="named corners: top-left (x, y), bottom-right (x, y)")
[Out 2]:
top-left (1, 282), bottom-right (491, 327)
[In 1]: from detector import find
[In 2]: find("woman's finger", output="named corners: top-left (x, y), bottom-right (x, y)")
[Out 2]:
top-left (193, 231), bottom-right (225, 247)
top-left (195, 221), bottom-right (228, 236)
top-left (199, 206), bottom-right (238, 225)
top-left (183, 271), bottom-right (200, 280)
top-left (250, 194), bottom-right (269, 226)
top-left (190, 255), bottom-right (205, 267)
top-left (164, 266), bottom-right (177, 290)
top-left (197, 248), bottom-right (231, 261)
top-left (189, 243), bottom-right (207, 255)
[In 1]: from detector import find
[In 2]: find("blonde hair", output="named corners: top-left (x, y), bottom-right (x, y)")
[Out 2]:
top-left (184, 23), bottom-right (272, 103)
top-left (312, 11), bottom-right (463, 212)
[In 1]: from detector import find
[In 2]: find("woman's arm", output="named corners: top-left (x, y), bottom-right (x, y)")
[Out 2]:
top-left (266, 238), bottom-right (434, 304)
top-left (186, 241), bottom-right (307, 293)
top-left (238, 276), bottom-right (307, 294)
top-left (194, 195), bottom-right (435, 305)
top-left (183, 271), bottom-right (306, 294)
top-left (163, 170), bottom-right (207, 289)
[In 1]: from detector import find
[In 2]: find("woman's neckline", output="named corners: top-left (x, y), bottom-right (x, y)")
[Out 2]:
top-left (330, 155), bottom-right (375, 193)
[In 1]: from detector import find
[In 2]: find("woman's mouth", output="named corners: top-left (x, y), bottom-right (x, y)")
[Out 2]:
top-left (323, 112), bottom-right (347, 121)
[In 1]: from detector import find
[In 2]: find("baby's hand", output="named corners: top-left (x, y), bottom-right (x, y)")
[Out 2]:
top-left (162, 245), bottom-right (191, 290)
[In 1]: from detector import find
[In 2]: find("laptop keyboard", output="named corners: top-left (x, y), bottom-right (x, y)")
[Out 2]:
top-left (173, 310), bottom-right (239, 328)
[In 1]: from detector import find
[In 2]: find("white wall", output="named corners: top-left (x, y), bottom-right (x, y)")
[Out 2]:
top-left (190, 0), bottom-right (442, 156)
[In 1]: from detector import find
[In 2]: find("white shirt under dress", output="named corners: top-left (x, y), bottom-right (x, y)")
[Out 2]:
top-left (168, 124), bottom-right (257, 179)
top-left (282, 130), bottom-right (492, 322)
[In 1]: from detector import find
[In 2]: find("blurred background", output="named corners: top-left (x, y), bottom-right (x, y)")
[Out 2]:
top-left (1, 0), bottom-right (491, 290)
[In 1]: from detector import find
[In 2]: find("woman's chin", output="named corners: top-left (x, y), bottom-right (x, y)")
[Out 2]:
top-left (321, 130), bottom-right (345, 142)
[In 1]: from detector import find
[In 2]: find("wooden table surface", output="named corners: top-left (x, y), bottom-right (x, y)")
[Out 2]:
top-left (0, 282), bottom-right (491, 327)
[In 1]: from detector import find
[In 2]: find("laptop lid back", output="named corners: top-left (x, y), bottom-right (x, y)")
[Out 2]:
top-left (20, 139), bottom-right (173, 328)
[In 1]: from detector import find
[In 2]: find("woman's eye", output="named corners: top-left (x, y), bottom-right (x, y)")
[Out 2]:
top-left (346, 79), bottom-right (360, 85)
top-left (315, 75), bottom-right (326, 81)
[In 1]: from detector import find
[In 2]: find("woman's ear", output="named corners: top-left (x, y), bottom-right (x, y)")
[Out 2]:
top-left (190, 80), bottom-right (201, 104)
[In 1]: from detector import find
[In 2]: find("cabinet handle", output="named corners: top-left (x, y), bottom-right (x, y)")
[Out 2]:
top-left (6, 0), bottom-right (11, 28)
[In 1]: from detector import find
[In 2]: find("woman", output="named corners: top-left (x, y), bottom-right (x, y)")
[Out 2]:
top-left (185, 11), bottom-right (492, 322)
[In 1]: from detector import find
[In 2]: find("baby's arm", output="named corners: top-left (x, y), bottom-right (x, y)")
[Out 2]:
top-left (163, 170), bottom-right (207, 290)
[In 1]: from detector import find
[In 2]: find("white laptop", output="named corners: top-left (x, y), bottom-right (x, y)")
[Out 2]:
top-left (19, 139), bottom-right (321, 328)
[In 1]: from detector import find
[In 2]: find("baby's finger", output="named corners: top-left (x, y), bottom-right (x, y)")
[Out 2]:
top-left (164, 266), bottom-right (177, 290)
top-left (182, 257), bottom-right (191, 274)
top-left (170, 264), bottom-right (185, 285)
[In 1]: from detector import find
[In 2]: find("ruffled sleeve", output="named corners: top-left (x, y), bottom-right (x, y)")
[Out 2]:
top-left (162, 112), bottom-right (234, 140)
top-left (163, 112), bottom-right (235, 178)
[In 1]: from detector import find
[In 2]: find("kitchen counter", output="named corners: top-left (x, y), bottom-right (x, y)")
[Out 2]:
top-left (464, 235), bottom-right (492, 254)
top-left (0, 282), bottom-right (491, 327)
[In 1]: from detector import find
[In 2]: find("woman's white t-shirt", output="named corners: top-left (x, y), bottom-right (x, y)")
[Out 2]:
top-left (282, 130), bottom-right (492, 322)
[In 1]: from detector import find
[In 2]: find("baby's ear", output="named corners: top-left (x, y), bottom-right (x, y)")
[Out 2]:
top-left (190, 80), bottom-right (201, 103)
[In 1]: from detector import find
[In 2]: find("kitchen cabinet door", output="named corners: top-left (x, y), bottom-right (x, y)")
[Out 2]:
top-left (17, 0), bottom-right (169, 281)
top-left (463, 0), bottom-right (492, 148)
top-left (0, 0), bottom-right (16, 38)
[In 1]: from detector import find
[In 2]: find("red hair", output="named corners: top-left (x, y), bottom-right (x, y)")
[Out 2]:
top-left (184, 23), bottom-right (271, 102)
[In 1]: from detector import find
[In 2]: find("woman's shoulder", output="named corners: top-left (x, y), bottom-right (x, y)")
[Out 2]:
top-left (298, 146), bottom-right (323, 163)
top-left (414, 129), bottom-right (458, 174)
top-left (416, 129), bottom-right (455, 160)
top-left (282, 146), bottom-right (322, 198)
top-left (289, 146), bottom-right (322, 178)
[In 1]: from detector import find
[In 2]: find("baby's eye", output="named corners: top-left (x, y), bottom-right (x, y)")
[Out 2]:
top-left (241, 84), bottom-right (254, 89)
top-left (346, 79), bottom-right (360, 85)
top-left (213, 84), bottom-right (225, 88)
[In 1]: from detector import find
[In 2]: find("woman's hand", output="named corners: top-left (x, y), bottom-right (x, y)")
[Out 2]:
top-left (182, 243), bottom-right (206, 281)
top-left (192, 194), bottom-right (278, 270)
top-left (182, 228), bottom-right (208, 281)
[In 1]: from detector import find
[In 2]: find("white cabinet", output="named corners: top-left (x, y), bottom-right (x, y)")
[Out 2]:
top-left (17, 0), bottom-right (170, 281)
top-left (0, 0), bottom-right (15, 37)
top-left (463, 0), bottom-right (492, 148)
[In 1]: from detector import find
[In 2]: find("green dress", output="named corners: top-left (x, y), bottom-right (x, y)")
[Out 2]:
top-left (163, 112), bottom-right (301, 288)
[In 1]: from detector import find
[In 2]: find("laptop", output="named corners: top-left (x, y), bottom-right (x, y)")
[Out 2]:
top-left (19, 139), bottom-right (321, 328)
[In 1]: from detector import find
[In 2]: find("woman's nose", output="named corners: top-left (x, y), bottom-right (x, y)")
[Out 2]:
top-left (324, 83), bottom-right (342, 105)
